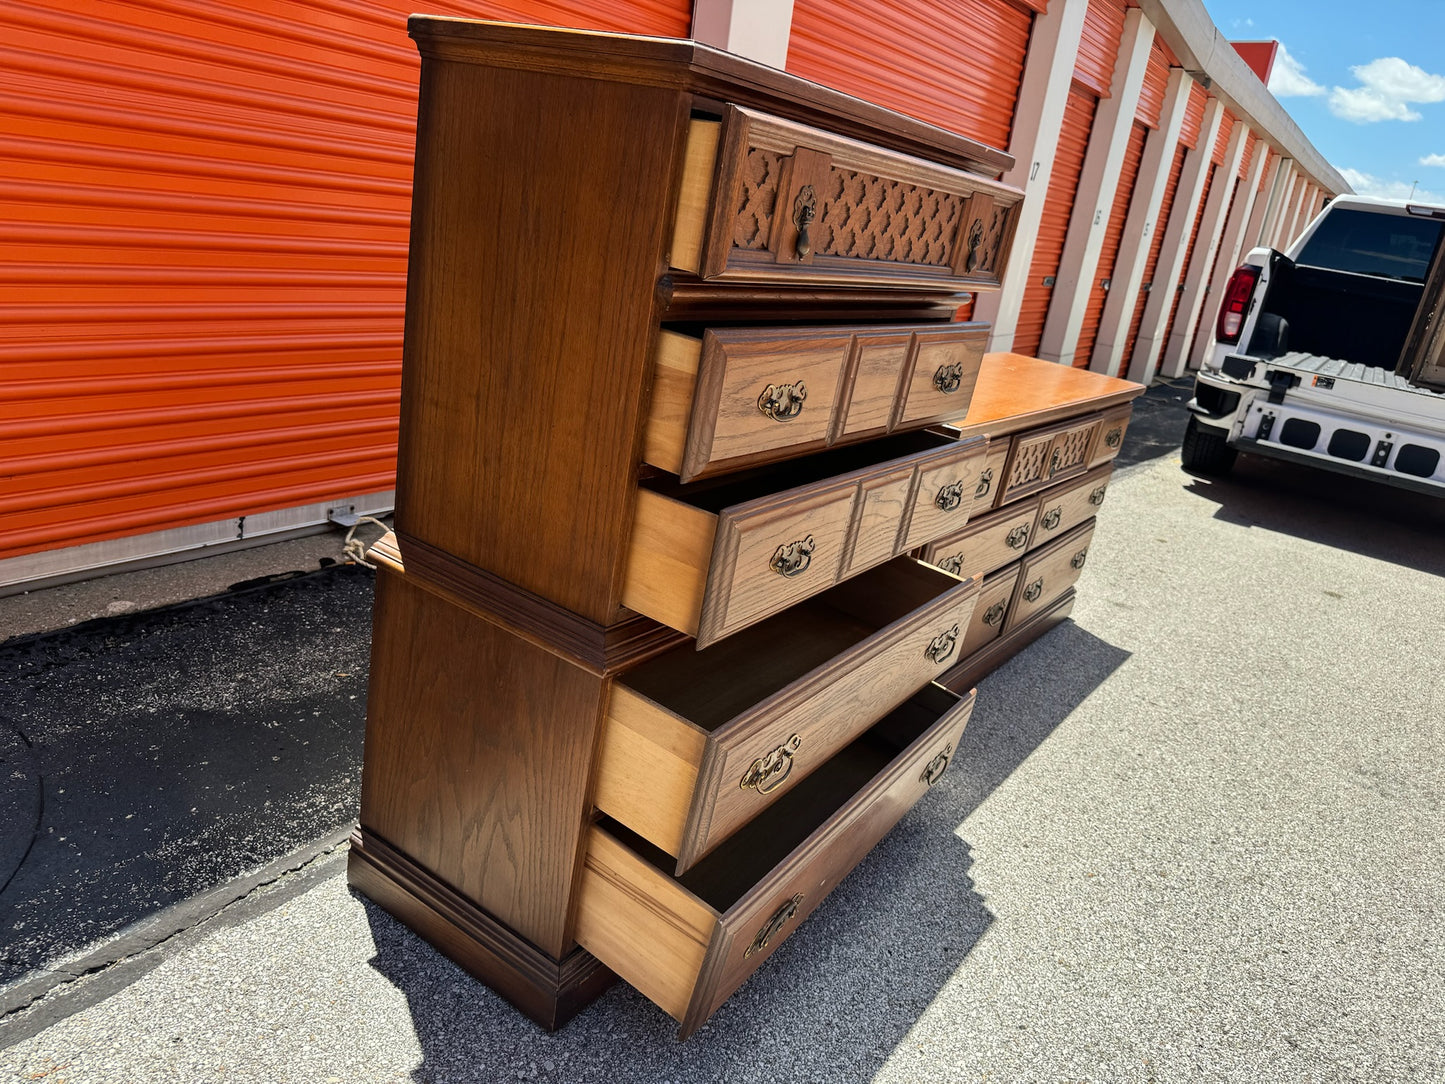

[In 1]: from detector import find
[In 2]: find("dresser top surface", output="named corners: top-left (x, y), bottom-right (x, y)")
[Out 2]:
top-left (407, 15), bottom-right (1014, 178)
top-left (950, 354), bottom-right (1146, 440)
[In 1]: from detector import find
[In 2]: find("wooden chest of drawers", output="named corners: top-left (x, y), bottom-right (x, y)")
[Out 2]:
top-left (348, 19), bottom-right (1137, 1038)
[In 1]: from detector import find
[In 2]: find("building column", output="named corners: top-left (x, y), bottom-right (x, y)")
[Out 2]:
top-left (1127, 93), bottom-right (1223, 383)
top-left (1268, 165), bottom-right (1301, 249)
top-left (1091, 66), bottom-right (1191, 376)
top-left (1240, 149), bottom-right (1282, 252)
top-left (690, 0), bottom-right (794, 66)
top-left (1161, 119), bottom-right (1250, 377)
top-left (1038, 9), bottom-right (1155, 367)
top-left (1187, 129), bottom-right (1271, 369)
top-left (973, 0), bottom-right (1090, 352)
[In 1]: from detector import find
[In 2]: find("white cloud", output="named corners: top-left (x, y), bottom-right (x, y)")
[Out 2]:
top-left (1421, 153), bottom-right (1445, 168)
top-left (1338, 167), bottom-right (1445, 205)
top-left (1269, 44), bottom-right (1325, 97)
top-left (1328, 57), bottom-right (1445, 123)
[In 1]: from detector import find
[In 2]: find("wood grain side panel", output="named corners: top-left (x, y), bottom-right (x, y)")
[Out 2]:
top-left (839, 331), bottom-right (913, 440)
top-left (681, 686), bottom-right (977, 1037)
top-left (360, 572), bottom-right (605, 958)
top-left (622, 489), bottom-right (719, 639)
top-left (393, 60), bottom-right (687, 623)
top-left (841, 462), bottom-right (916, 578)
top-left (573, 826), bottom-right (717, 1022)
top-left (670, 118), bottom-right (721, 275)
top-left (642, 331), bottom-right (702, 477)
top-left (593, 686), bottom-right (707, 858)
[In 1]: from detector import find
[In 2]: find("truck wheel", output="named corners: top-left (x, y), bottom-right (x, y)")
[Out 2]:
top-left (1181, 416), bottom-right (1237, 476)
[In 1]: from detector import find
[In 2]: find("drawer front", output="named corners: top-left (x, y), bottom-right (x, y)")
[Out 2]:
top-left (959, 564), bottom-right (1020, 659)
top-left (900, 438), bottom-right (990, 551)
top-left (841, 461), bottom-right (916, 578)
top-left (1089, 405), bottom-right (1132, 468)
top-left (969, 438), bottom-right (1012, 516)
top-left (687, 570), bottom-right (979, 867)
top-left (895, 326), bottom-right (987, 429)
top-left (702, 482), bottom-right (858, 647)
top-left (1031, 463), bottom-right (1114, 547)
top-left (647, 323), bottom-right (992, 483)
top-left (920, 500), bottom-right (1038, 582)
top-left (684, 684), bottom-right (976, 1034)
top-left (999, 414), bottom-right (1104, 503)
top-left (671, 107), bottom-right (1022, 291)
top-left (1008, 520), bottom-right (1096, 631)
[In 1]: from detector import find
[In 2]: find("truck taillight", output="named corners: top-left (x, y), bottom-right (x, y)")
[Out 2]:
top-left (1216, 265), bottom-right (1260, 344)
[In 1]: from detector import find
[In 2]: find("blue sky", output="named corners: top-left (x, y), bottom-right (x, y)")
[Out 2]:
top-left (1200, 0), bottom-right (1445, 204)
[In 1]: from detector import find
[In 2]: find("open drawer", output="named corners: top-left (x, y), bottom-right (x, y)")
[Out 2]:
top-left (669, 105), bottom-right (1021, 291)
top-left (622, 431), bottom-right (987, 647)
top-left (596, 558), bottom-right (977, 872)
top-left (644, 322), bottom-right (986, 482)
top-left (575, 682), bottom-right (975, 1038)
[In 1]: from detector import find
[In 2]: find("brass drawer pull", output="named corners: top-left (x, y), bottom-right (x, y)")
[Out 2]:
top-left (935, 480), bottom-right (966, 512)
top-left (740, 733), bottom-right (802, 794)
top-left (1040, 506), bottom-right (1062, 530)
top-left (792, 186), bottom-right (816, 260)
top-left (1071, 549), bottom-right (1088, 570)
top-left (769, 535), bottom-right (815, 577)
top-left (1048, 448), bottom-right (1062, 476)
top-left (757, 381), bottom-right (807, 422)
top-left (1006, 525), bottom-right (1030, 549)
top-left (974, 468), bottom-right (994, 500)
top-left (933, 362), bottom-right (964, 394)
top-left (925, 623), bottom-right (960, 665)
top-left (1088, 484), bottom-right (1108, 506)
top-left (938, 554), bottom-right (965, 575)
top-left (745, 893), bottom-right (805, 958)
top-left (982, 601), bottom-right (1006, 627)
top-left (1104, 426), bottom-right (1123, 449)
top-left (1023, 577), bottom-right (1043, 602)
top-left (920, 743), bottom-right (952, 787)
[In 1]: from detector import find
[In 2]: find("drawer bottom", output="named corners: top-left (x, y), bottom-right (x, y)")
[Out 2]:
top-left (573, 683), bottom-right (975, 1037)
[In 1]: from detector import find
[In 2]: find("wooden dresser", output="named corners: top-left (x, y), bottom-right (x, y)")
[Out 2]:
top-left (348, 18), bottom-right (1139, 1038)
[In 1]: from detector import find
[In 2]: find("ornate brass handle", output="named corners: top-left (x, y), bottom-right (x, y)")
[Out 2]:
top-left (921, 744), bottom-right (952, 787)
top-left (769, 535), bottom-right (815, 578)
top-left (974, 468), bottom-right (994, 500)
top-left (933, 362), bottom-right (964, 394)
top-left (983, 601), bottom-right (1006, 627)
top-left (792, 186), bottom-right (816, 260)
top-left (938, 554), bottom-right (965, 575)
top-left (925, 623), bottom-right (960, 665)
top-left (1023, 577), bottom-right (1043, 602)
top-left (757, 381), bottom-right (807, 422)
top-left (935, 481), bottom-right (966, 512)
top-left (1006, 525), bottom-right (1030, 549)
top-left (1104, 427), bottom-right (1123, 449)
top-left (740, 734), bottom-right (801, 794)
top-left (745, 893), bottom-right (805, 958)
top-left (1048, 448), bottom-right (1063, 476)
top-left (1041, 506), bottom-right (1062, 531)
top-left (1071, 549), bottom-right (1088, 570)
top-left (1088, 485), bottom-right (1108, 506)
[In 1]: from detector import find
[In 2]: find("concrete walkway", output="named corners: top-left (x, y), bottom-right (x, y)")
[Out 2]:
top-left (3, 422), bottom-right (1444, 1082)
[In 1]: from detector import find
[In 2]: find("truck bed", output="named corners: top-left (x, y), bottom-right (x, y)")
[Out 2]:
top-left (1267, 351), bottom-right (1445, 399)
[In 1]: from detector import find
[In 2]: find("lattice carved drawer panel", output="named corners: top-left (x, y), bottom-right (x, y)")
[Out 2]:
top-left (672, 105), bottom-right (1022, 291)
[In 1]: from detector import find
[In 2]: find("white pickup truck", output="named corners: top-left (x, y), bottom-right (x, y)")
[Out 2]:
top-left (1184, 194), bottom-right (1445, 493)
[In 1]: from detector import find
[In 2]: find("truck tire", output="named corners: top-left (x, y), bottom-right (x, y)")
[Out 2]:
top-left (1182, 416), bottom-right (1237, 476)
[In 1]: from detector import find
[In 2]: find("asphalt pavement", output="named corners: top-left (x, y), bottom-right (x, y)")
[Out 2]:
top-left (3, 383), bottom-right (1443, 1082)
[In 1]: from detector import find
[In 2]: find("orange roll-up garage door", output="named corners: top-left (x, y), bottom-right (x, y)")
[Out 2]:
top-left (1121, 141), bottom-right (1186, 377)
top-left (0, 0), bottom-right (689, 565)
top-left (787, 0), bottom-right (1036, 155)
top-left (1076, 119), bottom-right (1147, 368)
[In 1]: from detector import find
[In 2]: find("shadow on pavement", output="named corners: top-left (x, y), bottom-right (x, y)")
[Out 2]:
top-left (358, 623), bottom-right (1130, 1082)
top-left (1114, 378), bottom-right (1192, 471)
top-left (0, 565), bottom-right (373, 1007)
top-left (1183, 453), bottom-right (1445, 577)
